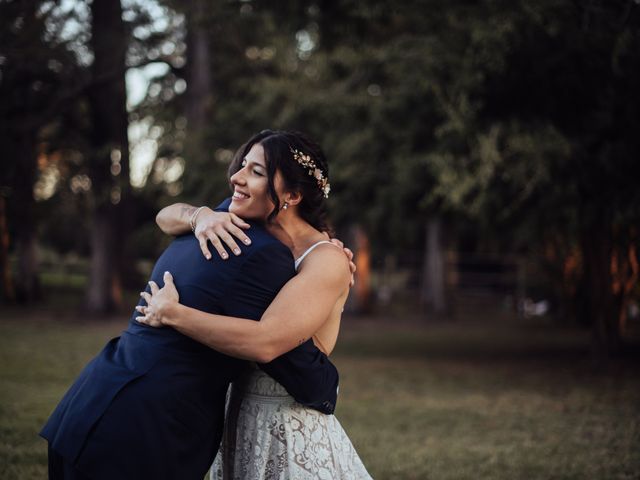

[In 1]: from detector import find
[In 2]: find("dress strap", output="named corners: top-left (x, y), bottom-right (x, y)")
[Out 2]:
top-left (294, 240), bottom-right (336, 271)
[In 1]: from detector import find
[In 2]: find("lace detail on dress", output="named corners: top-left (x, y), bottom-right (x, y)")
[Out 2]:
top-left (211, 367), bottom-right (372, 480)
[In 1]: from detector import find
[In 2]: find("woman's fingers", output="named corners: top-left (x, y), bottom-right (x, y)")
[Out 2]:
top-left (202, 228), bottom-right (250, 260)
top-left (140, 291), bottom-right (152, 304)
top-left (212, 221), bottom-right (253, 254)
top-left (193, 212), bottom-right (252, 261)
top-left (226, 224), bottom-right (252, 247)
top-left (205, 233), bottom-right (229, 260)
top-left (216, 229), bottom-right (242, 256)
top-left (137, 274), bottom-right (176, 327)
top-left (197, 234), bottom-right (213, 260)
top-left (230, 213), bottom-right (251, 231)
top-left (206, 225), bottom-right (251, 258)
top-left (162, 271), bottom-right (180, 302)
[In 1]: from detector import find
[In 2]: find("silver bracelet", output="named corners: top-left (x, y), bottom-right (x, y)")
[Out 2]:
top-left (189, 206), bottom-right (206, 233)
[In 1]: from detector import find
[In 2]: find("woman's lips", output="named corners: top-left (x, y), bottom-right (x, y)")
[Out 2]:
top-left (232, 191), bottom-right (250, 200)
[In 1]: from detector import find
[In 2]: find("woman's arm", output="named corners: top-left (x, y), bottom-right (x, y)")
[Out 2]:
top-left (155, 203), bottom-right (199, 235)
top-left (156, 203), bottom-right (252, 260)
top-left (138, 245), bottom-right (351, 363)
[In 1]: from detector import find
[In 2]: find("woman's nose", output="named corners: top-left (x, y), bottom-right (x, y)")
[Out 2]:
top-left (230, 169), bottom-right (246, 185)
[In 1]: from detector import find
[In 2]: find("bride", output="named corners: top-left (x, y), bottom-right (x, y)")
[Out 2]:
top-left (137, 129), bottom-right (372, 479)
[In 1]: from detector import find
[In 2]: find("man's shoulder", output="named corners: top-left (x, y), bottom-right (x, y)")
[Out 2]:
top-left (244, 223), bottom-right (283, 249)
top-left (242, 228), bottom-right (293, 267)
top-left (218, 224), bottom-right (294, 318)
top-left (163, 225), bottom-right (289, 266)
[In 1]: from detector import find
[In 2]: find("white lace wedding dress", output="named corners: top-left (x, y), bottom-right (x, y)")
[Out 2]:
top-left (210, 366), bottom-right (372, 479)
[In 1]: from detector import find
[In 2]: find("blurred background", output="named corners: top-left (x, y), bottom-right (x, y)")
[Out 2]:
top-left (1, 1), bottom-right (639, 479)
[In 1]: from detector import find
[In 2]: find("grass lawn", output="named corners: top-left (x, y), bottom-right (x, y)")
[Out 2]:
top-left (1, 308), bottom-right (638, 479)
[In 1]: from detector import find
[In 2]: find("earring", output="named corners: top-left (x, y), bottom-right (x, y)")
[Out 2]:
top-left (282, 202), bottom-right (289, 210)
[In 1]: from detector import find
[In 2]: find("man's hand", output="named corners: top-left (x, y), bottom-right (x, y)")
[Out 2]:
top-left (329, 238), bottom-right (356, 287)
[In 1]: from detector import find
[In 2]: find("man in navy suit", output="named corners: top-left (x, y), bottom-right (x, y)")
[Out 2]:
top-left (40, 203), bottom-right (339, 480)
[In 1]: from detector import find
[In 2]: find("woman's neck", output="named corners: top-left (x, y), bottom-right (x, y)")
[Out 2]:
top-left (266, 212), bottom-right (326, 259)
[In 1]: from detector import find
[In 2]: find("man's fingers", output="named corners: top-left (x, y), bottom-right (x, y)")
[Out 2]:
top-left (148, 280), bottom-right (159, 295)
top-left (346, 247), bottom-right (356, 287)
top-left (197, 235), bottom-right (212, 260)
top-left (230, 213), bottom-right (251, 231)
top-left (330, 238), bottom-right (344, 249)
top-left (135, 305), bottom-right (145, 313)
top-left (163, 271), bottom-right (174, 285)
top-left (349, 259), bottom-right (356, 272)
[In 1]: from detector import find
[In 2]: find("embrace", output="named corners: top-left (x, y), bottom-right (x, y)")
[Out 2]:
top-left (40, 130), bottom-right (373, 479)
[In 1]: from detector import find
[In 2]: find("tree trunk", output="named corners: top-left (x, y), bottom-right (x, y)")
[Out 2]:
top-left (580, 210), bottom-right (621, 361)
top-left (350, 225), bottom-right (372, 314)
top-left (185, 0), bottom-right (212, 160)
top-left (86, 207), bottom-right (116, 312)
top-left (85, 0), bottom-right (130, 313)
top-left (420, 217), bottom-right (447, 316)
top-left (610, 235), bottom-right (639, 338)
top-left (0, 195), bottom-right (15, 302)
top-left (11, 133), bottom-right (40, 303)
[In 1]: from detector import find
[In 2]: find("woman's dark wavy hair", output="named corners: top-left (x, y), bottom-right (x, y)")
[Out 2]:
top-left (228, 130), bottom-right (330, 232)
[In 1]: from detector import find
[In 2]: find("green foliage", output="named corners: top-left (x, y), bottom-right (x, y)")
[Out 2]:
top-left (162, 0), bottom-right (638, 255)
top-left (3, 0), bottom-right (640, 337)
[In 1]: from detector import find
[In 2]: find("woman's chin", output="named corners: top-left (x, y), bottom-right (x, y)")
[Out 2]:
top-left (230, 200), bottom-right (270, 222)
top-left (229, 202), bottom-right (243, 215)
top-left (229, 202), bottom-right (253, 219)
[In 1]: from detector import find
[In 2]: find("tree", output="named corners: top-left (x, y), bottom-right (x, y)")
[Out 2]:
top-left (0, 0), bottom-right (86, 302)
top-left (423, 0), bottom-right (640, 357)
top-left (83, 0), bottom-right (131, 312)
top-left (83, 0), bottom-right (181, 311)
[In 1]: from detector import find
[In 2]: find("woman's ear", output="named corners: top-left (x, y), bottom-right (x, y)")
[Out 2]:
top-left (285, 191), bottom-right (303, 207)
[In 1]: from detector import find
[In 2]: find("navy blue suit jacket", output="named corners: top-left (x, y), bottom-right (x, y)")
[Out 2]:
top-left (40, 203), bottom-right (339, 480)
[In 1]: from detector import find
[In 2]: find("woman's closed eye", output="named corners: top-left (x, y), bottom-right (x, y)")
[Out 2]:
top-left (241, 159), bottom-right (265, 176)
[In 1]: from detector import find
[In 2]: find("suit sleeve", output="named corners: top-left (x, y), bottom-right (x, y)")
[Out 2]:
top-left (220, 241), bottom-right (339, 415)
top-left (213, 197), bottom-right (232, 212)
top-left (259, 342), bottom-right (339, 415)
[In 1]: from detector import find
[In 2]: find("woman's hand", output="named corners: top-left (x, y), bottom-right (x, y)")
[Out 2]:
top-left (136, 272), bottom-right (180, 328)
top-left (329, 238), bottom-right (356, 287)
top-left (192, 207), bottom-right (252, 260)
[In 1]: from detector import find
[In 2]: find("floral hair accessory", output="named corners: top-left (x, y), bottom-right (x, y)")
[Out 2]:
top-left (290, 147), bottom-right (331, 198)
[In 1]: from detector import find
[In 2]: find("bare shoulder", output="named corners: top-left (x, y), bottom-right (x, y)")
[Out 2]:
top-left (299, 243), bottom-right (350, 280)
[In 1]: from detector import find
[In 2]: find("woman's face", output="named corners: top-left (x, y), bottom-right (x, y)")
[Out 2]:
top-left (229, 143), bottom-right (284, 221)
